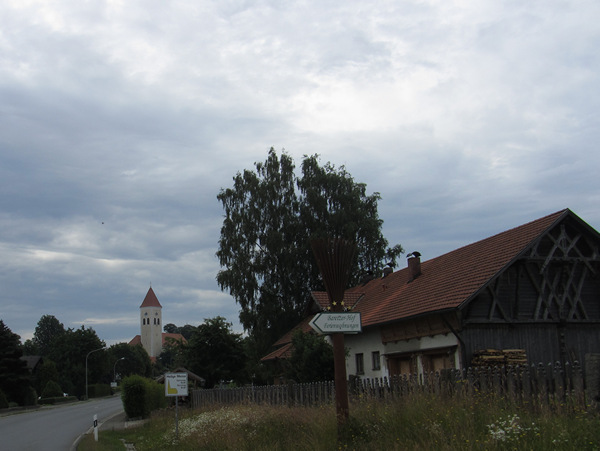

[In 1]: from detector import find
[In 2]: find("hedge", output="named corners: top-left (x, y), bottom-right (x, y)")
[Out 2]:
top-left (87, 383), bottom-right (112, 398)
top-left (38, 396), bottom-right (77, 405)
top-left (41, 380), bottom-right (63, 398)
top-left (121, 375), bottom-right (166, 419)
top-left (0, 390), bottom-right (8, 409)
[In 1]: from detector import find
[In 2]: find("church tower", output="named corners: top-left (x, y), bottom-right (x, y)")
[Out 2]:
top-left (140, 287), bottom-right (163, 358)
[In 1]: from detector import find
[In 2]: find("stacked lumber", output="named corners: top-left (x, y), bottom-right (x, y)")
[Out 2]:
top-left (471, 349), bottom-right (527, 367)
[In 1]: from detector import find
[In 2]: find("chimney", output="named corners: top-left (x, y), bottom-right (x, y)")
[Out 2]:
top-left (407, 252), bottom-right (421, 282)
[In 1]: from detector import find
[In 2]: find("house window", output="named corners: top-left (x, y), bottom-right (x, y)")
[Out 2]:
top-left (355, 353), bottom-right (364, 375)
top-left (372, 351), bottom-right (381, 371)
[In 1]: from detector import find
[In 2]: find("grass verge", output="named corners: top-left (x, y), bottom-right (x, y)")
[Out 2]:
top-left (78, 393), bottom-right (600, 450)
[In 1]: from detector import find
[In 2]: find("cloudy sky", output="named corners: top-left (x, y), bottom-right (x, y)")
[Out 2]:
top-left (1, 0), bottom-right (599, 346)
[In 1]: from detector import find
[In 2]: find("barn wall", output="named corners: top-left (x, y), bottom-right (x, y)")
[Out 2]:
top-left (461, 323), bottom-right (600, 367)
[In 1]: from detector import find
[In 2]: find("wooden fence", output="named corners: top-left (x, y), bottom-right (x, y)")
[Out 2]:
top-left (192, 361), bottom-right (590, 411)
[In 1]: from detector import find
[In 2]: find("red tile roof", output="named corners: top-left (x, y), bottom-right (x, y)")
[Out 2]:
top-left (262, 342), bottom-right (293, 360)
top-left (140, 287), bottom-right (162, 308)
top-left (343, 209), bottom-right (568, 327)
top-left (163, 333), bottom-right (186, 345)
top-left (128, 333), bottom-right (186, 348)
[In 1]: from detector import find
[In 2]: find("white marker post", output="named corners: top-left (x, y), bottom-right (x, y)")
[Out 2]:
top-left (93, 414), bottom-right (98, 442)
top-left (165, 373), bottom-right (188, 441)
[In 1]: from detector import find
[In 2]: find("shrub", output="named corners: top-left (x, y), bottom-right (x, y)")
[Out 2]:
top-left (121, 375), bottom-right (166, 419)
top-left (146, 379), bottom-right (167, 412)
top-left (0, 389), bottom-right (8, 409)
top-left (88, 383), bottom-right (111, 398)
top-left (41, 380), bottom-right (63, 398)
top-left (39, 396), bottom-right (77, 405)
top-left (23, 387), bottom-right (38, 406)
top-left (122, 375), bottom-right (148, 419)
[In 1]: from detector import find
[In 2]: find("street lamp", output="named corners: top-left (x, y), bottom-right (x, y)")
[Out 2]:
top-left (85, 346), bottom-right (106, 400)
top-left (113, 357), bottom-right (125, 382)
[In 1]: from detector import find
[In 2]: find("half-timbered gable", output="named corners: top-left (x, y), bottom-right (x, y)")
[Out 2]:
top-left (459, 211), bottom-right (600, 367)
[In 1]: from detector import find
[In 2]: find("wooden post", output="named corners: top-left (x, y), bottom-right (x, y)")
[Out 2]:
top-left (332, 332), bottom-right (349, 422)
top-left (310, 237), bottom-right (356, 431)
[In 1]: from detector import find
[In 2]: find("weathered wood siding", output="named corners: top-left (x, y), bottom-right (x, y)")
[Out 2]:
top-left (459, 217), bottom-right (600, 367)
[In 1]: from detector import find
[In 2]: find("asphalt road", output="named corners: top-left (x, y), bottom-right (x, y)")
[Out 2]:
top-left (0, 396), bottom-right (124, 451)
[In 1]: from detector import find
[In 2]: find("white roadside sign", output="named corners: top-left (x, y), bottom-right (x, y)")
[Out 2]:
top-left (165, 372), bottom-right (188, 397)
top-left (309, 312), bottom-right (362, 334)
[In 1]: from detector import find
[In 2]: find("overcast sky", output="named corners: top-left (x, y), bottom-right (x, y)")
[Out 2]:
top-left (1, 0), bottom-right (599, 346)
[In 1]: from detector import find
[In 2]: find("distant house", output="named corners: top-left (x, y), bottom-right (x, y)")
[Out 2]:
top-left (263, 209), bottom-right (600, 380)
top-left (21, 355), bottom-right (44, 373)
top-left (129, 287), bottom-right (186, 359)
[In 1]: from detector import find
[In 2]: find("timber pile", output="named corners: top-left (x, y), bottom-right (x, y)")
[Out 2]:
top-left (471, 349), bottom-right (527, 367)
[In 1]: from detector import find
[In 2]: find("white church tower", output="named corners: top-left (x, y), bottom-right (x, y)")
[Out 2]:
top-left (140, 287), bottom-right (163, 358)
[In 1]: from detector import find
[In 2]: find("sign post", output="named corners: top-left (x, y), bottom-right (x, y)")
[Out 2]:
top-left (165, 372), bottom-right (188, 440)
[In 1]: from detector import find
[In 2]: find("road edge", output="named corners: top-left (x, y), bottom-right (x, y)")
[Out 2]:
top-left (69, 409), bottom-right (125, 451)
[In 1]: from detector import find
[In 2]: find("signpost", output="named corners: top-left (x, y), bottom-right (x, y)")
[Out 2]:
top-left (165, 372), bottom-right (188, 440)
top-left (309, 312), bottom-right (362, 334)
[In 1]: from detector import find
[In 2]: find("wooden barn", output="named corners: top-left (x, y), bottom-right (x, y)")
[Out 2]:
top-left (264, 209), bottom-right (600, 380)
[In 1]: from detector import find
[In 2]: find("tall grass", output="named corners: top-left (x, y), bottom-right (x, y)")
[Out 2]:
top-left (80, 391), bottom-right (600, 450)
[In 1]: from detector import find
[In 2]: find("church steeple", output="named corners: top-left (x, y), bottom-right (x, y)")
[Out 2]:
top-left (140, 287), bottom-right (163, 357)
top-left (140, 287), bottom-right (162, 308)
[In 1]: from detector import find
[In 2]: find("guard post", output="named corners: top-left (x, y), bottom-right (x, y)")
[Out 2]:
top-left (93, 414), bottom-right (98, 442)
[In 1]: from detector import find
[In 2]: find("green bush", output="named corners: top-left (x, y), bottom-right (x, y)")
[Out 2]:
top-left (147, 378), bottom-right (167, 412)
top-left (41, 380), bottom-right (63, 398)
top-left (121, 375), bottom-right (166, 419)
top-left (39, 395), bottom-right (77, 405)
top-left (88, 383), bottom-right (111, 398)
top-left (23, 387), bottom-right (38, 407)
top-left (0, 389), bottom-right (8, 409)
top-left (122, 375), bottom-right (147, 419)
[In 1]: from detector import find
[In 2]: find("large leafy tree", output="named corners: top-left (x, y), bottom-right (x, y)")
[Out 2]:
top-left (217, 148), bottom-right (402, 354)
top-left (32, 315), bottom-right (65, 357)
top-left (47, 325), bottom-right (107, 398)
top-left (0, 320), bottom-right (32, 404)
top-left (183, 317), bottom-right (245, 388)
top-left (107, 343), bottom-right (152, 381)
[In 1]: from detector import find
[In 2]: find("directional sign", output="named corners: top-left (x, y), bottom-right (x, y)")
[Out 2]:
top-left (165, 373), bottom-right (188, 397)
top-left (309, 312), bottom-right (362, 334)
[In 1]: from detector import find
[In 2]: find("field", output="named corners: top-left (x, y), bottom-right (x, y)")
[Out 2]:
top-left (79, 392), bottom-right (600, 450)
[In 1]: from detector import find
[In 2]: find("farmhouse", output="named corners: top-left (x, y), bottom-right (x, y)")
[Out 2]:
top-left (263, 209), bottom-right (600, 381)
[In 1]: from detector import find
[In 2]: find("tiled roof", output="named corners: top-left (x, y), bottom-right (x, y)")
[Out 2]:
top-left (163, 333), bottom-right (186, 345)
top-left (311, 292), bottom-right (364, 310)
top-left (140, 287), bottom-right (162, 308)
top-left (261, 342), bottom-right (293, 361)
top-left (344, 209), bottom-right (568, 327)
top-left (128, 333), bottom-right (186, 348)
top-left (272, 316), bottom-right (315, 348)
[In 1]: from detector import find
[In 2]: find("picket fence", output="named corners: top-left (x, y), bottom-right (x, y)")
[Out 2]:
top-left (191, 361), bottom-right (590, 411)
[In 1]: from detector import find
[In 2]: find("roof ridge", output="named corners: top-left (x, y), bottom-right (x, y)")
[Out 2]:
top-left (426, 209), bottom-right (568, 263)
